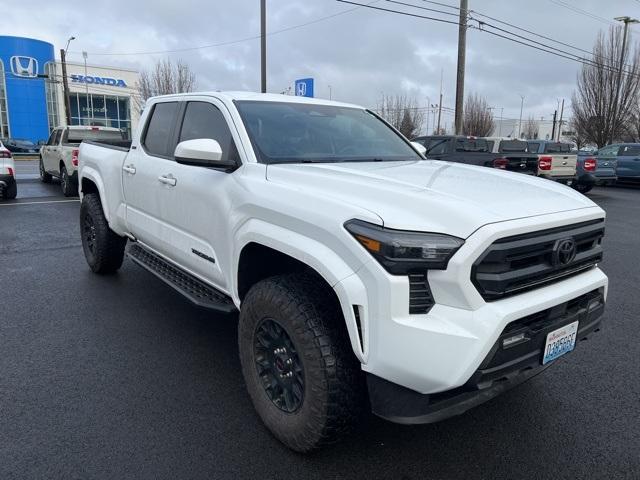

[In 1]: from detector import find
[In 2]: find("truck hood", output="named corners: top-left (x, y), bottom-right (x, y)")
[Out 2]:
top-left (266, 160), bottom-right (600, 238)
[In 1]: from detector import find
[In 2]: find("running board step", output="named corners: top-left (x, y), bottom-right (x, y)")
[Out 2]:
top-left (127, 244), bottom-right (237, 313)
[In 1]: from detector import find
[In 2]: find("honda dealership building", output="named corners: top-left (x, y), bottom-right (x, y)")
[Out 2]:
top-left (0, 35), bottom-right (140, 142)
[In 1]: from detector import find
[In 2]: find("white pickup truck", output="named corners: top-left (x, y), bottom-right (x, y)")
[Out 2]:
top-left (40, 125), bottom-right (125, 196)
top-left (78, 92), bottom-right (608, 452)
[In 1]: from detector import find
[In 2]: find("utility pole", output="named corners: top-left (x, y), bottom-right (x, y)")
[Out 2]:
top-left (431, 104), bottom-right (438, 134)
top-left (517, 95), bottom-right (524, 138)
top-left (557, 98), bottom-right (565, 141)
top-left (454, 0), bottom-right (468, 134)
top-left (260, 0), bottom-right (267, 93)
top-left (551, 110), bottom-right (558, 140)
top-left (611, 16), bottom-right (639, 143)
top-left (425, 96), bottom-right (431, 135)
top-left (60, 36), bottom-right (75, 126)
top-left (437, 69), bottom-right (443, 134)
top-left (499, 107), bottom-right (504, 137)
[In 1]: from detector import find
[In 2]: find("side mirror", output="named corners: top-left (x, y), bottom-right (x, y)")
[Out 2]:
top-left (174, 138), bottom-right (236, 169)
top-left (411, 141), bottom-right (427, 156)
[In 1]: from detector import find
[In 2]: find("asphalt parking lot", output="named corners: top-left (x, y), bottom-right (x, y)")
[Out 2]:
top-left (1, 161), bottom-right (639, 479)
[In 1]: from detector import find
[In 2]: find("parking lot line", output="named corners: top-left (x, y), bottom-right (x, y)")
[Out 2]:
top-left (0, 199), bottom-right (79, 207)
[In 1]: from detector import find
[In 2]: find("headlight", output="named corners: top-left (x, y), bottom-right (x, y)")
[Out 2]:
top-left (344, 219), bottom-right (464, 274)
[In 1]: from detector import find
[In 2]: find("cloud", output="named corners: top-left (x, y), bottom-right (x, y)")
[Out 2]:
top-left (0, 0), bottom-right (624, 125)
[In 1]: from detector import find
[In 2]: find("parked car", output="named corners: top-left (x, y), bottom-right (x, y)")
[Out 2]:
top-left (39, 126), bottom-right (126, 196)
top-left (572, 151), bottom-right (617, 194)
top-left (412, 135), bottom-right (539, 174)
top-left (0, 140), bottom-right (17, 199)
top-left (79, 92), bottom-right (607, 452)
top-left (596, 143), bottom-right (640, 182)
top-left (527, 141), bottom-right (577, 185)
top-left (3, 138), bottom-right (39, 154)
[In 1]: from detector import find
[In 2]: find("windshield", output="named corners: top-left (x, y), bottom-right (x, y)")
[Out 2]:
top-left (64, 129), bottom-right (124, 145)
top-left (235, 101), bottom-right (421, 164)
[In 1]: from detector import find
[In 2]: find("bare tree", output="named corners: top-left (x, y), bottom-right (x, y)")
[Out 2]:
top-left (572, 26), bottom-right (640, 147)
top-left (522, 116), bottom-right (539, 139)
top-left (462, 93), bottom-right (495, 137)
top-left (136, 58), bottom-right (197, 108)
top-left (568, 118), bottom-right (589, 149)
top-left (377, 94), bottom-right (425, 138)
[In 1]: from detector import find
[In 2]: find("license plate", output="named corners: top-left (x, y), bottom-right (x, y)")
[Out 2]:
top-left (542, 321), bottom-right (579, 365)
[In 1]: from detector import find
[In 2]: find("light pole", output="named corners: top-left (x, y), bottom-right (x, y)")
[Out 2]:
top-left (328, 84), bottom-right (332, 100)
top-left (60, 36), bottom-right (75, 125)
top-left (517, 95), bottom-right (525, 138)
top-left (611, 16), bottom-right (639, 143)
top-left (260, 0), bottom-right (266, 93)
top-left (82, 51), bottom-right (90, 125)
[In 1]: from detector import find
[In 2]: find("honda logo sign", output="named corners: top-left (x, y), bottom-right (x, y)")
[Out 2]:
top-left (10, 56), bottom-right (39, 78)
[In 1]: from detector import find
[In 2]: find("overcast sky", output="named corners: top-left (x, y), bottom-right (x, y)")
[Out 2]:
top-left (2, 0), bottom-right (638, 130)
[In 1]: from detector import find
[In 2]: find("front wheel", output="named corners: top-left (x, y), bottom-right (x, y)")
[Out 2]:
top-left (39, 156), bottom-right (52, 183)
top-left (238, 273), bottom-right (364, 452)
top-left (80, 193), bottom-right (127, 274)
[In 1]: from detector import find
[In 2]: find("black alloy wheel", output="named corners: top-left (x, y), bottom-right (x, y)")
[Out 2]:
top-left (254, 318), bottom-right (304, 413)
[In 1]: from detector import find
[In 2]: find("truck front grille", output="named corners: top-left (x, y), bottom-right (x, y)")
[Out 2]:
top-left (472, 219), bottom-right (605, 301)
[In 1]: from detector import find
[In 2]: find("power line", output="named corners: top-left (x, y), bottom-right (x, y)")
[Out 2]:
top-left (336, 0), bottom-right (462, 25)
top-left (69, 1), bottom-right (380, 57)
top-left (385, 0), bottom-right (459, 17)
top-left (547, 0), bottom-right (616, 26)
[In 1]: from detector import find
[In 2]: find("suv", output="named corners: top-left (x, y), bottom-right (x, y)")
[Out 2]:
top-left (78, 92), bottom-right (608, 452)
top-left (0, 140), bottom-right (17, 199)
top-left (598, 143), bottom-right (640, 182)
top-left (39, 126), bottom-right (125, 196)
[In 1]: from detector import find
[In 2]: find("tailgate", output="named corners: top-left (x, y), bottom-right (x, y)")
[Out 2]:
top-left (502, 154), bottom-right (539, 175)
top-left (549, 153), bottom-right (576, 176)
top-left (595, 157), bottom-right (616, 177)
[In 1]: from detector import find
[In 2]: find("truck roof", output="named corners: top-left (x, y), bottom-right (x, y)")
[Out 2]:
top-left (66, 126), bottom-right (122, 132)
top-left (147, 91), bottom-right (363, 110)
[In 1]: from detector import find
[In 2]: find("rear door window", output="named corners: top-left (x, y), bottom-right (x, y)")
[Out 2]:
top-left (598, 145), bottom-right (617, 156)
top-left (143, 102), bottom-right (179, 157)
top-left (455, 138), bottom-right (489, 152)
top-left (618, 145), bottom-right (640, 157)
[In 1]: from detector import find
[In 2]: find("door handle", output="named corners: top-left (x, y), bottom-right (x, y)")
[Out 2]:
top-left (122, 165), bottom-right (136, 174)
top-left (158, 174), bottom-right (177, 187)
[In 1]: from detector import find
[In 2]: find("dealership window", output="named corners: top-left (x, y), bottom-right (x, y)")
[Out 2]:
top-left (44, 62), bottom-right (60, 132)
top-left (0, 60), bottom-right (9, 138)
top-left (69, 92), bottom-right (132, 138)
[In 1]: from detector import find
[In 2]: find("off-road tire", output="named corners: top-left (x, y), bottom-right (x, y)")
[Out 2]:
top-left (80, 193), bottom-right (127, 274)
top-left (60, 165), bottom-right (78, 197)
top-left (2, 181), bottom-right (17, 200)
top-left (574, 183), bottom-right (593, 194)
top-left (39, 156), bottom-right (52, 183)
top-left (238, 273), bottom-right (364, 452)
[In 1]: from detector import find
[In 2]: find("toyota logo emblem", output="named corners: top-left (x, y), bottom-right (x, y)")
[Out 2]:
top-left (554, 238), bottom-right (577, 266)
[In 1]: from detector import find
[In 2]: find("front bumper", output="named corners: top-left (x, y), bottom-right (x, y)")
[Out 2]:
top-left (367, 288), bottom-right (605, 424)
top-left (333, 208), bottom-right (608, 395)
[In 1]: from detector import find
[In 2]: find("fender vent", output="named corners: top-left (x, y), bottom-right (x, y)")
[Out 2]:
top-left (409, 273), bottom-right (434, 314)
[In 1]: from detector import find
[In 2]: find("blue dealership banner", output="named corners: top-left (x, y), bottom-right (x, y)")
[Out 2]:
top-left (0, 36), bottom-right (56, 142)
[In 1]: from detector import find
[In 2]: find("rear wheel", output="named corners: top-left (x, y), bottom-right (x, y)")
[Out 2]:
top-left (39, 156), bottom-right (52, 183)
top-left (60, 165), bottom-right (78, 197)
top-left (238, 273), bottom-right (364, 452)
top-left (574, 183), bottom-right (593, 194)
top-left (80, 193), bottom-right (127, 274)
top-left (2, 181), bottom-right (17, 200)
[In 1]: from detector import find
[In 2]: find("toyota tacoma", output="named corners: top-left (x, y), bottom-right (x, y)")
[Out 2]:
top-left (78, 92), bottom-right (608, 452)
